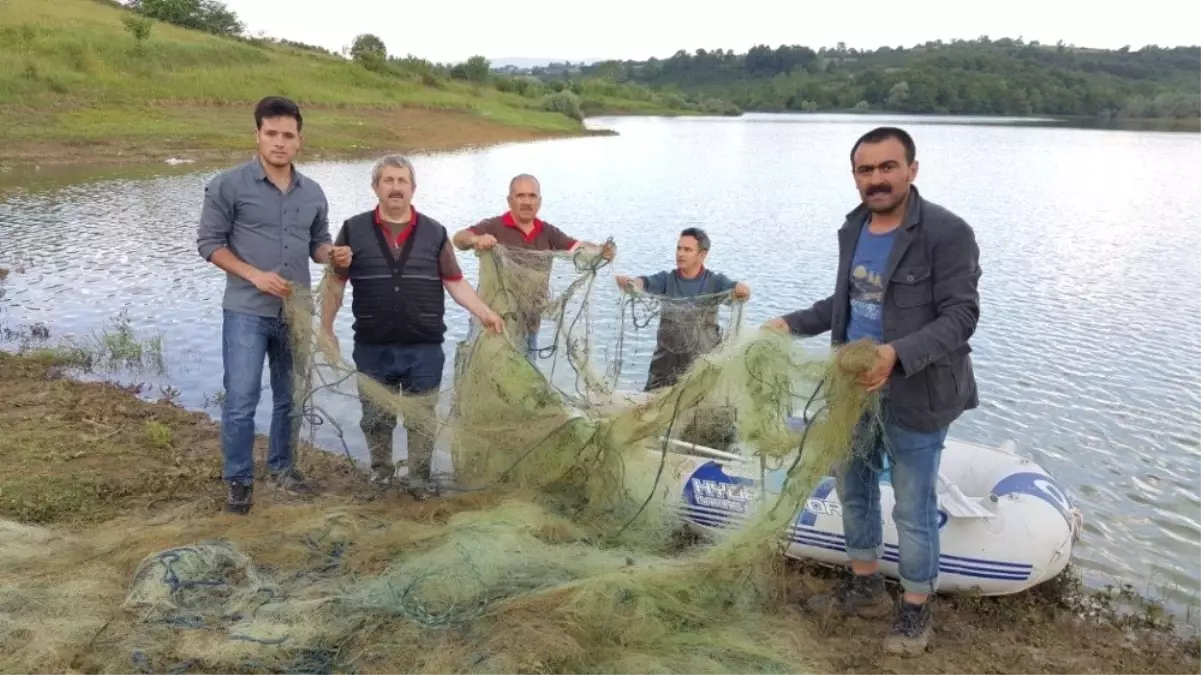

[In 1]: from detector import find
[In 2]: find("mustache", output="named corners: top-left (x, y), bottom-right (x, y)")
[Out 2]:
top-left (866, 184), bottom-right (892, 196)
top-left (387, 191), bottom-right (407, 198)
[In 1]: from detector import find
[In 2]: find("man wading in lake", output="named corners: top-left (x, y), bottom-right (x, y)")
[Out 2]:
top-left (614, 227), bottom-right (750, 391)
top-left (321, 155), bottom-right (504, 498)
top-left (451, 174), bottom-right (614, 359)
top-left (767, 127), bottom-right (981, 656)
top-left (197, 96), bottom-right (352, 515)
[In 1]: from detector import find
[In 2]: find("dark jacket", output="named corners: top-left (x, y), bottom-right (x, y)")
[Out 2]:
top-left (337, 210), bottom-right (448, 346)
top-left (782, 186), bottom-right (982, 431)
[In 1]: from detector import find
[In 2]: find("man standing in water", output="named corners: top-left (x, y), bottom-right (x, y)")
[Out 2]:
top-left (452, 174), bottom-right (614, 358)
top-left (766, 127), bottom-right (981, 656)
top-left (321, 155), bottom-right (504, 497)
top-left (197, 96), bottom-right (351, 515)
top-left (615, 227), bottom-right (750, 391)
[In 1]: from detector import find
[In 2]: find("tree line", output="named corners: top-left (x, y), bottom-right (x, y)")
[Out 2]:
top-left (535, 38), bottom-right (1200, 119)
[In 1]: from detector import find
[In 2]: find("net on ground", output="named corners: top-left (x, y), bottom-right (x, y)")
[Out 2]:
top-left (0, 243), bottom-right (882, 675)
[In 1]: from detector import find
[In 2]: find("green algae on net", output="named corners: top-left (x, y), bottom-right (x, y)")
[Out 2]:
top-left (0, 244), bottom-right (880, 674)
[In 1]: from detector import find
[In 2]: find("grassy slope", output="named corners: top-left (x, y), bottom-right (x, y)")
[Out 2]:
top-left (0, 0), bottom-right (594, 165)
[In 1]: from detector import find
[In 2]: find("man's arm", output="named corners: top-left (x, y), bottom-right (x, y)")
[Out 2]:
top-left (453, 220), bottom-right (493, 251)
top-left (309, 196), bottom-right (334, 264)
top-left (438, 236), bottom-right (502, 331)
top-left (711, 272), bottom-right (750, 300)
top-left (888, 219), bottom-right (981, 377)
top-left (768, 295), bottom-right (835, 337)
top-left (197, 176), bottom-right (289, 297)
top-left (548, 223), bottom-right (615, 261)
top-left (615, 275), bottom-right (645, 292)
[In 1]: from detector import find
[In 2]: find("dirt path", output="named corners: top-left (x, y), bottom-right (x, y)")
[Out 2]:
top-left (0, 352), bottom-right (1197, 674)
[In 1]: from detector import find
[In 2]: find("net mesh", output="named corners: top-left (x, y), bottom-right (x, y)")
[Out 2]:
top-left (0, 243), bottom-right (882, 674)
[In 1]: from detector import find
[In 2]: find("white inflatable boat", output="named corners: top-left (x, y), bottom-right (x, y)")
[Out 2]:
top-left (654, 416), bottom-right (1085, 596)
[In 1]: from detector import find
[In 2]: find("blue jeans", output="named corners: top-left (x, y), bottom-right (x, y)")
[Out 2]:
top-left (838, 405), bottom-right (948, 595)
top-left (353, 342), bottom-right (445, 481)
top-left (220, 309), bottom-right (299, 485)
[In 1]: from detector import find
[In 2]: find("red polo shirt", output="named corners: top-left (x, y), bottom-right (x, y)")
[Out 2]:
top-left (467, 211), bottom-right (577, 251)
top-left (333, 205), bottom-right (463, 283)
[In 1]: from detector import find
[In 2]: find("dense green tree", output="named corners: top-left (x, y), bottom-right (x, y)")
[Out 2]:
top-left (349, 34), bottom-right (387, 64)
top-left (533, 38), bottom-right (1199, 119)
top-left (128, 0), bottom-right (242, 36)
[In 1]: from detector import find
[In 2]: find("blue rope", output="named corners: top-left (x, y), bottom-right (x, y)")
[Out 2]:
top-left (133, 542), bottom-right (353, 673)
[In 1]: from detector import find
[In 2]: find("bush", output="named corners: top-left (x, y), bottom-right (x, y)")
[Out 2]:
top-left (541, 90), bottom-right (583, 121)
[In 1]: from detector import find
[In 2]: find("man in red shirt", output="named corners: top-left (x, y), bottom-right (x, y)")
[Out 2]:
top-left (322, 155), bottom-right (503, 496)
top-left (452, 174), bottom-right (614, 357)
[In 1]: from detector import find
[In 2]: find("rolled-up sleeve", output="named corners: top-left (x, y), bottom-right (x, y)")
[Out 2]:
top-left (197, 175), bottom-right (234, 261)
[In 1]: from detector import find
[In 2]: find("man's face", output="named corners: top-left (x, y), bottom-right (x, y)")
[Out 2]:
top-left (676, 236), bottom-right (706, 271)
top-left (852, 137), bottom-right (918, 214)
top-left (255, 116), bottom-right (301, 168)
top-left (373, 164), bottom-right (415, 212)
top-left (507, 178), bottom-right (541, 223)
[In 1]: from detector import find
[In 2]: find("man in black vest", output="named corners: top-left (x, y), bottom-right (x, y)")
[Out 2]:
top-left (321, 155), bottom-right (504, 498)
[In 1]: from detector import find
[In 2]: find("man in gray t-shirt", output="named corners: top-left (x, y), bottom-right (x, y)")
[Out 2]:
top-left (616, 228), bottom-right (750, 391)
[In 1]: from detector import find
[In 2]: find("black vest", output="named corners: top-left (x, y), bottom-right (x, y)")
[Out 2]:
top-left (342, 209), bottom-right (448, 345)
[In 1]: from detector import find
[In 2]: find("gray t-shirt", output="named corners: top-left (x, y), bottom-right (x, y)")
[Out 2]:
top-left (638, 268), bottom-right (737, 355)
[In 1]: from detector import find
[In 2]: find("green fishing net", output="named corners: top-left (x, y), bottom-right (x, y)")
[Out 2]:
top-left (0, 244), bottom-right (880, 675)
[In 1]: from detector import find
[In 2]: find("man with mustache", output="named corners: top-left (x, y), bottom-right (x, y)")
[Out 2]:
top-left (321, 155), bottom-right (504, 497)
top-left (766, 127), bottom-right (981, 656)
top-left (452, 174), bottom-right (614, 358)
top-left (197, 95), bottom-right (352, 515)
top-left (615, 227), bottom-right (750, 391)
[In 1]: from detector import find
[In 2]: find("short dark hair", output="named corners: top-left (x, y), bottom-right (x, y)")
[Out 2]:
top-left (680, 227), bottom-right (710, 252)
top-left (850, 126), bottom-right (915, 165)
top-left (254, 96), bottom-right (303, 131)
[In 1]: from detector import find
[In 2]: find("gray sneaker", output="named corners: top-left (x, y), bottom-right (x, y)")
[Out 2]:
top-left (884, 600), bottom-right (933, 656)
top-left (805, 572), bottom-right (894, 619)
top-left (268, 468), bottom-right (317, 496)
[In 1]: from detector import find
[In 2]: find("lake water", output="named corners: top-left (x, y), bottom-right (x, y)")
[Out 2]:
top-left (1, 113), bottom-right (1198, 612)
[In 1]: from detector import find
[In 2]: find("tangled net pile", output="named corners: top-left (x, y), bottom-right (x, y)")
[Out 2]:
top-left (0, 244), bottom-right (884, 675)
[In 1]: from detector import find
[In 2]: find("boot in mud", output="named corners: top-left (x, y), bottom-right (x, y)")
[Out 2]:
top-left (805, 572), bottom-right (894, 619)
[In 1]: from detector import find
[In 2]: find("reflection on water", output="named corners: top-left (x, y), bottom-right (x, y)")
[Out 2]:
top-left (1, 113), bottom-right (1199, 613)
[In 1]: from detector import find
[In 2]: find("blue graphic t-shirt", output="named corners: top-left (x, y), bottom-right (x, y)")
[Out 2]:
top-left (846, 221), bottom-right (897, 344)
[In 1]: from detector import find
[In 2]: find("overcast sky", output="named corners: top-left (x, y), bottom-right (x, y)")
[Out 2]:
top-left (220, 0), bottom-right (1200, 64)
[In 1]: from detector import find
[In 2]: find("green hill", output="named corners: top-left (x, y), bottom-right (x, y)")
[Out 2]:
top-left (0, 0), bottom-right (697, 166)
top-left (543, 38), bottom-right (1200, 122)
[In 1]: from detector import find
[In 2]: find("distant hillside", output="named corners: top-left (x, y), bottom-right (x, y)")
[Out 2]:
top-left (536, 38), bottom-right (1200, 120)
top-left (0, 0), bottom-right (708, 165)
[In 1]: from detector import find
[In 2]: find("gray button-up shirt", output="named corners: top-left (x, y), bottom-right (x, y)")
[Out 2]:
top-left (196, 157), bottom-right (332, 318)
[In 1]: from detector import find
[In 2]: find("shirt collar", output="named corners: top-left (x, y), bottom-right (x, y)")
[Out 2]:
top-left (502, 210), bottom-right (544, 242)
top-left (375, 205), bottom-right (418, 227)
top-left (250, 155), bottom-right (302, 187)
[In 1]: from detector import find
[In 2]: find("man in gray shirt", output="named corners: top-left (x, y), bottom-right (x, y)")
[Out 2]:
top-left (196, 96), bottom-right (351, 515)
top-left (615, 227), bottom-right (750, 390)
